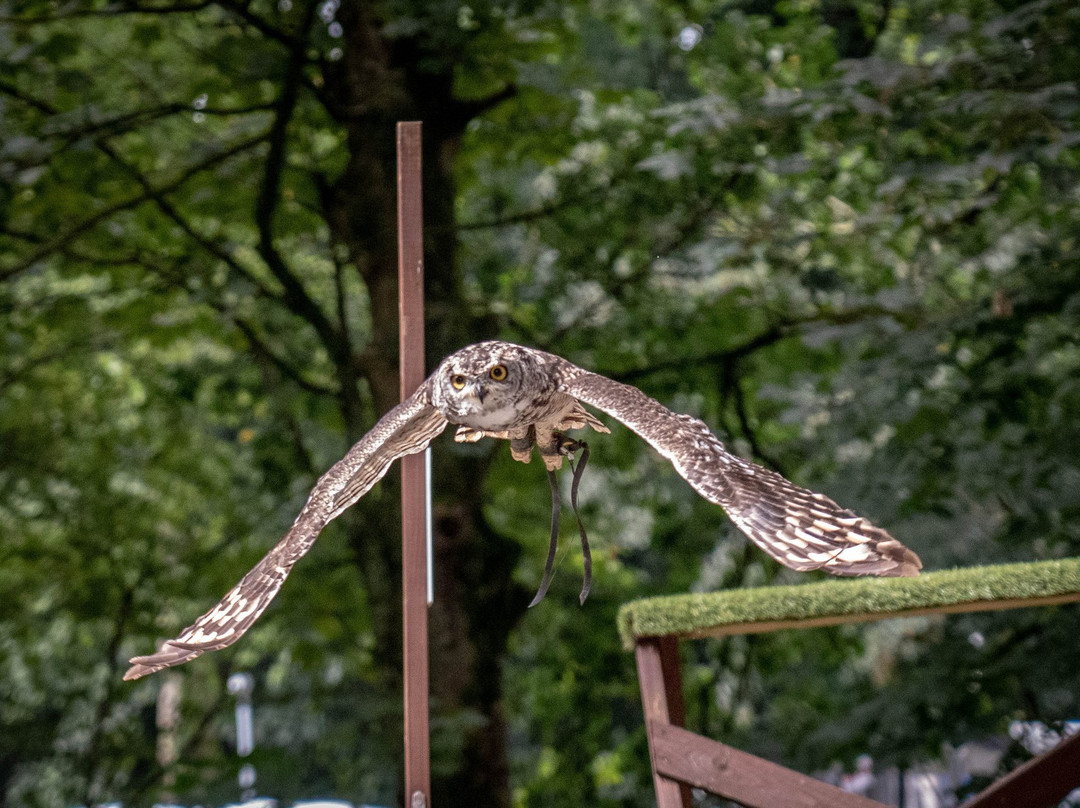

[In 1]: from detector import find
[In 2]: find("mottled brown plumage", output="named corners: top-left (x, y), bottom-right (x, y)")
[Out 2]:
top-left (125, 341), bottom-right (920, 680)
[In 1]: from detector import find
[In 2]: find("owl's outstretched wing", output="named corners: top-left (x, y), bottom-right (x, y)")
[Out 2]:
top-left (124, 386), bottom-right (448, 681)
top-left (557, 366), bottom-right (921, 578)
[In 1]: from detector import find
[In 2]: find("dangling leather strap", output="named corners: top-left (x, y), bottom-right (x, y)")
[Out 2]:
top-left (528, 440), bottom-right (593, 607)
top-left (568, 443), bottom-right (591, 605)
top-left (528, 468), bottom-right (562, 608)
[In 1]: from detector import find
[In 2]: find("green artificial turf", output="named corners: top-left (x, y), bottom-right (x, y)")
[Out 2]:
top-left (618, 558), bottom-right (1080, 650)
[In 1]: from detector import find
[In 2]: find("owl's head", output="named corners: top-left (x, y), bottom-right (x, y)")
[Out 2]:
top-left (430, 341), bottom-right (540, 427)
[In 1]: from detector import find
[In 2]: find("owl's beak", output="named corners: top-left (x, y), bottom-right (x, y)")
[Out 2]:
top-left (465, 381), bottom-right (487, 404)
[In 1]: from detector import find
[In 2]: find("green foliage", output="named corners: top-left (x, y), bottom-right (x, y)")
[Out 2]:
top-left (463, 0), bottom-right (1080, 797)
top-left (2, 0), bottom-right (1079, 805)
top-left (0, 270), bottom-right (276, 803)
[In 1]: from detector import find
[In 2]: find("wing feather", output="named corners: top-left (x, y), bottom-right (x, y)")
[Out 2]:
top-left (556, 365), bottom-right (920, 578)
top-left (124, 387), bottom-right (447, 680)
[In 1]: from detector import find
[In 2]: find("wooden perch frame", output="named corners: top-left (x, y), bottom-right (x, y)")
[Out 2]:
top-left (619, 558), bottom-right (1080, 808)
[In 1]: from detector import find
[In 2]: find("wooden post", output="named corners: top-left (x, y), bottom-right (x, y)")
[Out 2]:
top-left (635, 637), bottom-right (692, 808)
top-left (636, 636), bottom-right (886, 808)
top-left (397, 121), bottom-right (430, 808)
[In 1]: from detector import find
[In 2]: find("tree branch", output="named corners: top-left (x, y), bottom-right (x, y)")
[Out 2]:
top-left (0, 338), bottom-right (111, 387)
top-left (212, 0), bottom-right (301, 49)
top-left (128, 175), bottom-right (285, 304)
top-left (0, 78), bottom-right (290, 306)
top-left (231, 316), bottom-right (339, 396)
top-left (0, 80), bottom-right (265, 159)
top-left (116, 251), bottom-right (337, 398)
top-left (724, 358), bottom-right (786, 473)
top-left (606, 326), bottom-right (788, 385)
top-left (251, 0), bottom-right (345, 359)
top-left (124, 685), bottom-right (227, 801)
top-left (609, 305), bottom-right (914, 384)
top-left (0, 77), bottom-right (54, 114)
top-left (444, 84), bottom-right (518, 133)
top-left (457, 198), bottom-right (570, 231)
top-left (2, 37), bottom-right (340, 401)
top-left (80, 585), bottom-right (136, 807)
top-left (0, 88), bottom-right (222, 186)
top-left (46, 101), bottom-right (274, 142)
top-left (0, 1), bottom-right (212, 23)
top-left (0, 132), bottom-right (269, 281)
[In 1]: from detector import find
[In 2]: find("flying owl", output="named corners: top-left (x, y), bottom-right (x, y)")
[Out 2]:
top-left (124, 340), bottom-right (920, 680)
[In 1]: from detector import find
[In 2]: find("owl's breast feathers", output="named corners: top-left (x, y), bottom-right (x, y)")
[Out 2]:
top-left (453, 393), bottom-right (609, 470)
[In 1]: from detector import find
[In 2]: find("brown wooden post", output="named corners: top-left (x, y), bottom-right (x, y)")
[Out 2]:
top-left (397, 121), bottom-right (431, 808)
top-left (635, 636), bottom-right (888, 808)
top-left (635, 637), bottom-right (692, 808)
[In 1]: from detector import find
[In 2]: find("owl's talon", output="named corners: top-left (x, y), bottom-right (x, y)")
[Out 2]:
top-left (552, 432), bottom-right (585, 457)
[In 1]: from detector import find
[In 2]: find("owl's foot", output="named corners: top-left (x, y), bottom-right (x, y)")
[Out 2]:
top-left (554, 432), bottom-right (586, 456)
top-left (538, 431), bottom-right (587, 470)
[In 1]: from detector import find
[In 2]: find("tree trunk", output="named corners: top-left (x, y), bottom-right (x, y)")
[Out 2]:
top-left (320, 7), bottom-right (526, 806)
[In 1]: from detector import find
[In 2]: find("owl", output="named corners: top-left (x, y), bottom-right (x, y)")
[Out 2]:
top-left (124, 341), bottom-right (920, 680)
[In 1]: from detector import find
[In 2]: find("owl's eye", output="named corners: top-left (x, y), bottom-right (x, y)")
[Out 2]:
top-left (451, 374), bottom-right (467, 390)
top-left (489, 364), bottom-right (508, 381)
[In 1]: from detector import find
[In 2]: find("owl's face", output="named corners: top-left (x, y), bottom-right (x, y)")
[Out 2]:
top-left (431, 341), bottom-right (538, 429)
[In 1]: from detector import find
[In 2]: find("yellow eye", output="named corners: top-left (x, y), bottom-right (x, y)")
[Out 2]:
top-left (489, 364), bottom-right (508, 381)
top-left (451, 374), bottom-right (467, 390)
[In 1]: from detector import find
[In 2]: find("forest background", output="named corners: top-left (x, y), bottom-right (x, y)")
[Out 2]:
top-left (1, 0), bottom-right (1079, 806)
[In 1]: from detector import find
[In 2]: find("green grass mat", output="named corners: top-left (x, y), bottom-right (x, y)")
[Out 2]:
top-left (618, 558), bottom-right (1080, 650)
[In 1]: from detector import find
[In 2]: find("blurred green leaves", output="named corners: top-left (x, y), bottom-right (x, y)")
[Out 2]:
top-left (2, 0), bottom-right (1079, 805)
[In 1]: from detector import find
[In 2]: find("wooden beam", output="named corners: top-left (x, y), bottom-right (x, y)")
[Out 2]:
top-left (635, 638), bottom-right (692, 808)
top-left (658, 634), bottom-right (685, 730)
top-left (628, 576), bottom-right (1080, 808)
top-left (651, 722), bottom-right (888, 808)
top-left (961, 729), bottom-right (1080, 808)
top-left (397, 120), bottom-right (430, 808)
